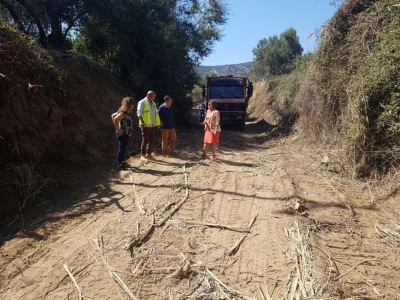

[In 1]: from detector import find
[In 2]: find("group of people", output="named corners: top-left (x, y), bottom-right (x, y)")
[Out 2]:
top-left (111, 91), bottom-right (221, 169)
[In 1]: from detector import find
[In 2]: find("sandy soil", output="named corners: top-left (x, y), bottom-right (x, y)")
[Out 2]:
top-left (1, 119), bottom-right (400, 299)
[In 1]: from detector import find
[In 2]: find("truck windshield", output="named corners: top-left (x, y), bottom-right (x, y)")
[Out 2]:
top-left (209, 86), bottom-right (244, 98)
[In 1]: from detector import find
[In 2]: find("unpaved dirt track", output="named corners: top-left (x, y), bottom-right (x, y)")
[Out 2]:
top-left (1, 122), bottom-right (400, 299)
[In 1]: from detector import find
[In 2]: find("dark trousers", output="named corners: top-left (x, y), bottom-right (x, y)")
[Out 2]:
top-left (200, 110), bottom-right (205, 122)
top-left (116, 131), bottom-right (129, 164)
top-left (141, 127), bottom-right (155, 155)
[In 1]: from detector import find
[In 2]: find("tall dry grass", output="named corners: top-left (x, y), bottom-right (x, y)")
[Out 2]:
top-left (292, 0), bottom-right (400, 178)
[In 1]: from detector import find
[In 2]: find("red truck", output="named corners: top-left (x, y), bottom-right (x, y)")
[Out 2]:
top-left (202, 76), bottom-right (253, 131)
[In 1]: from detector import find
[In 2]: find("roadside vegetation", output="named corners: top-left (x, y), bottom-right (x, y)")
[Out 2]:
top-left (251, 0), bottom-right (400, 178)
top-left (0, 0), bottom-right (228, 120)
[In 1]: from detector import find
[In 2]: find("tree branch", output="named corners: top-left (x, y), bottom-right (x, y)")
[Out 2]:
top-left (14, 0), bottom-right (47, 46)
top-left (0, 0), bottom-right (27, 34)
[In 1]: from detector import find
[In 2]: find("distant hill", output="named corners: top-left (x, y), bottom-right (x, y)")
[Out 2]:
top-left (196, 62), bottom-right (252, 77)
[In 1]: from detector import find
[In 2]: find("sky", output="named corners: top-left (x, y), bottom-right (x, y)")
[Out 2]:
top-left (200, 0), bottom-right (339, 66)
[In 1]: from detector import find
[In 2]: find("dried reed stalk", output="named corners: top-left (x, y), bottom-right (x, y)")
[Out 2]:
top-left (257, 284), bottom-right (266, 300)
top-left (168, 262), bottom-right (191, 278)
top-left (285, 221), bottom-right (315, 299)
top-left (205, 268), bottom-right (253, 300)
top-left (93, 231), bottom-right (138, 299)
top-left (333, 259), bottom-right (400, 281)
top-left (129, 175), bottom-right (147, 216)
top-left (127, 214), bottom-right (155, 256)
top-left (226, 215), bottom-right (258, 256)
top-left (126, 165), bottom-right (190, 256)
top-left (156, 165), bottom-right (189, 227)
top-left (63, 264), bottom-right (85, 300)
top-left (174, 219), bottom-right (251, 232)
top-left (131, 258), bottom-right (144, 277)
top-left (375, 222), bottom-right (400, 244)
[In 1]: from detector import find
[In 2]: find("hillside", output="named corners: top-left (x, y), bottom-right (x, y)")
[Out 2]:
top-left (0, 26), bottom-right (136, 219)
top-left (196, 61), bottom-right (252, 77)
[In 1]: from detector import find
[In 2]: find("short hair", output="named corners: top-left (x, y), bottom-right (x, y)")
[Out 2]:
top-left (209, 100), bottom-right (217, 108)
top-left (164, 95), bottom-right (171, 102)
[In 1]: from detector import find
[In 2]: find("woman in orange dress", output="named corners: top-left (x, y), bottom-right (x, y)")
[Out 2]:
top-left (201, 100), bottom-right (221, 159)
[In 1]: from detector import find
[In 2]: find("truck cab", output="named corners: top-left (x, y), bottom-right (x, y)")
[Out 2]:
top-left (202, 76), bottom-right (253, 131)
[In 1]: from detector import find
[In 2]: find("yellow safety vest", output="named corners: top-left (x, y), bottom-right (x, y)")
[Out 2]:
top-left (140, 99), bottom-right (161, 127)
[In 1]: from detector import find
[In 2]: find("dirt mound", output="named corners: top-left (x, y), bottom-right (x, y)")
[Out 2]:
top-left (246, 82), bottom-right (281, 126)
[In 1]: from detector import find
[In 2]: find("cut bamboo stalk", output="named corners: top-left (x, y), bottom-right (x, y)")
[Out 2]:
top-left (226, 215), bottom-right (258, 256)
top-left (156, 166), bottom-right (189, 227)
top-left (63, 264), bottom-right (85, 300)
top-left (176, 219), bottom-right (251, 232)
top-left (127, 214), bottom-right (155, 256)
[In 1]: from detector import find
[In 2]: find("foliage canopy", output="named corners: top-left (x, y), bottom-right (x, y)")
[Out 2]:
top-left (0, 0), bottom-right (228, 118)
top-left (252, 28), bottom-right (303, 79)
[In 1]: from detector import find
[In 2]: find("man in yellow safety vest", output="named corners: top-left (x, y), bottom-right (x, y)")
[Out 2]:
top-left (137, 91), bottom-right (161, 160)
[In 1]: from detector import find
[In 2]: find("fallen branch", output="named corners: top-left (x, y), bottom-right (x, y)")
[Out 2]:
top-left (333, 259), bottom-right (400, 281)
top-left (162, 199), bottom-right (180, 213)
top-left (125, 165), bottom-right (190, 257)
top-left (156, 165), bottom-right (189, 227)
top-left (161, 187), bottom-right (183, 213)
top-left (175, 219), bottom-right (251, 232)
top-left (333, 260), bottom-right (370, 281)
top-left (226, 215), bottom-right (258, 256)
top-left (127, 214), bottom-right (155, 256)
top-left (63, 264), bottom-right (85, 300)
top-left (314, 244), bottom-right (339, 287)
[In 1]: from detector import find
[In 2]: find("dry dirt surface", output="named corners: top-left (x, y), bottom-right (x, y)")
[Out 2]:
top-left (1, 120), bottom-right (400, 299)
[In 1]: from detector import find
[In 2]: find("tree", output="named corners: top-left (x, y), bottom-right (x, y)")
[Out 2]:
top-left (0, 0), bottom-right (228, 120)
top-left (0, 0), bottom-right (95, 49)
top-left (252, 28), bottom-right (303, 78)
top-left (79, 0), bottom-right (227, 116)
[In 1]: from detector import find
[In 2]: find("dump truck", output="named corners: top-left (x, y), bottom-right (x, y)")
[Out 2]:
top-left (202, 76), bottom-right (253, 131)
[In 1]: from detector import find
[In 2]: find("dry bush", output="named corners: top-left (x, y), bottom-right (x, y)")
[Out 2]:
top-left (0, 24), bottom-right (65, 160)
top-left (7, 163), bottom-right (55, 227)
top-left (292, 0), bottom-right (400, 177)
top-left (10, 164), bottom-right (52, 210)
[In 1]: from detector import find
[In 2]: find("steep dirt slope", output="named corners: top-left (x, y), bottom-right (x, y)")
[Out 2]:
top-left (1, 115), bottom-right (399, 299)
top-left (0, 51), bottom-right (136, 219)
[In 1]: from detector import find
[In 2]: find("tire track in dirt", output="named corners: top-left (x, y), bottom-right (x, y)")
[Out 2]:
top-left (5, 127), bottom-right (397, 299)
top-left (169, 148), bottom-right (299, 298)
top-left (0, 155), bottom-right (187, 299)
top-left (226, 150), bottom-right (296, 298)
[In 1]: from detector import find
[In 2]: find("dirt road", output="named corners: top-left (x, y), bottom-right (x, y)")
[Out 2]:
top-left (1, 122), bottom-right (400, 299)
